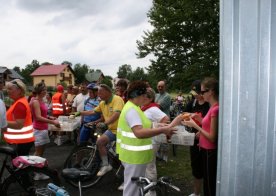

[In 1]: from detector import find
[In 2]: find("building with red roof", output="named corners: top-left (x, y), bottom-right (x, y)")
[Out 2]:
top-left (31, 64), bottom-right (75, 87)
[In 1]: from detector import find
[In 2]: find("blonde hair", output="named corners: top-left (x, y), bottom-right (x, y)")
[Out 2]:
top-left (6, 79), bottom-right (26, 96)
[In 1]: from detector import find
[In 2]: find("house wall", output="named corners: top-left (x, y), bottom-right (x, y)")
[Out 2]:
top-left (33, 76), bottom-right (58, 87)
top-left (33, 67), bottom-right (75, 87)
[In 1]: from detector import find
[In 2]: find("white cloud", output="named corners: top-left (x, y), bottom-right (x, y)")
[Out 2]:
top-left (0, 0), bottom-right (153, 77)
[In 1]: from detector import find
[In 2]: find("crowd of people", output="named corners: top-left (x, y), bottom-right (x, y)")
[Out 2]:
top-left (0, 77), bottom-right (219, 196)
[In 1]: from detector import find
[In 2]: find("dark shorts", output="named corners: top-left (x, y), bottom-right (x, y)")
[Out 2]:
top-left (103, 130), bottom-right (116, 142)
top-left (190, 139), bottom-right (203, 179)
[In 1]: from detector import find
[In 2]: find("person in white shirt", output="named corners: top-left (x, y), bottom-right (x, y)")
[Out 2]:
top-left (72, 83), bottom-right (89, 112)
top-left (0, 99), bottom-right (7, 133)
top-left (141, 88), bottom-right (169, 196)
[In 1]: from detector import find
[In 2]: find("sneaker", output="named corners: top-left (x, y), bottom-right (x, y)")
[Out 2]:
top-left (33, 173), bottom-right (50, 180)
top-left (188, 193), bottom-right (200, 196)
top-left (97, 164), bottom-right (113, 176)
top-left (145, 190), bottom-right (156, 196)
top-left (118, 182), bottom-right (124, 191)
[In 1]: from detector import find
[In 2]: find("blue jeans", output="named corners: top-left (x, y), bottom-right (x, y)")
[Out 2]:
top-left (79, 124), bottom-right (94, 143)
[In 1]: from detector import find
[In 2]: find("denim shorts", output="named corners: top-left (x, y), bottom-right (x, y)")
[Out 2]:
top-left (103, 130), bottom-right (116, 142)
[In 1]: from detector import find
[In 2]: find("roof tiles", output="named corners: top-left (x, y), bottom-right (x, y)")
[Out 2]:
top-left (31, 64), bottom-right (68, 76)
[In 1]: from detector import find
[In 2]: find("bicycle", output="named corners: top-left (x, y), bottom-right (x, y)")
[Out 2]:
top-left (131, 176), bottom-right (180, 196)
top-left (0, 144), bottom-right (60, 196)
top-left (63, 122), bottom-right (123, 189)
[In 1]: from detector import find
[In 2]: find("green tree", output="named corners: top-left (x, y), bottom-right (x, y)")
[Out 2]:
top-left (73, 63), bottom-right (93, 84)
top-left (129, 67), bottom-right (148, 81)
top-left (61, 61), bottom-right (72, 67)
top-left (101, 75), bottom-right (113, 89)
top-left (21, 60), bottom-right (40, 85)
top-left (41, 62), bottom-right (53, 65)
top-left (117, 64), bottom-right (133, 79)
top-left (13, 66), bottom-right (21, 74)
top-left (136, 0), bottom-right (219, 90)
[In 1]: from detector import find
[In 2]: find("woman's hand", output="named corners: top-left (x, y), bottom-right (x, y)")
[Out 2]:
top-left (182, 118), bottom-right (197, 128)
top-left (169, 114), bottom-right (183, 127)
top-left (195, 131), bottom-right (200, 139)
top-left (48, 116), bottom-right (56, 120)
top-left (53, 120), bottom-right (60, 128)
top-left (162, 126), bottom-right (177, 137)
top-left (190, 112), bottom-right (202, 124)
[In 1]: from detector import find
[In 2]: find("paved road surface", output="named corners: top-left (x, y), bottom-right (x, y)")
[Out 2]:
top-left (42, 139), bottom-right (123, 196)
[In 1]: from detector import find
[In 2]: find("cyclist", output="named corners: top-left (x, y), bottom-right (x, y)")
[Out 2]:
top-left (77, 84), bottom-right (124, 177)
top-left (78, 83), bottom-right (102, 144)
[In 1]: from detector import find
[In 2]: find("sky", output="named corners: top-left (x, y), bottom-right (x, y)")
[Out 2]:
top-left (0, 0), bottom-right (153, 78)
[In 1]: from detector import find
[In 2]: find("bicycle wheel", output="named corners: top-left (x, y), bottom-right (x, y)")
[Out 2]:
top-left (1, 166), bottom-right (60, 196)
top-left (63, 145), bottom-right (102, 188)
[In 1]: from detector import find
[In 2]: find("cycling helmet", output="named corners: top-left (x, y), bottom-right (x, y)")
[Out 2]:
top-left (87, 83), bottom-right (98, 90)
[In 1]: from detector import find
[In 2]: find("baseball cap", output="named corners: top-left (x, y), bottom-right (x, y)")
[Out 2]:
top-left (190, 80), bottom-right (201, 96)
top-left (87, 83), bottom-right (98, 90)
top-left (57, 85), bottom-right (64, 92)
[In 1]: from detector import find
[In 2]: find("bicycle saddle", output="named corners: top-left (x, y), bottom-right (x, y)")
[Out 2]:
top-left (62, 168), bottom-right (91, 181)
top-left (0, 145), bottom-right (17, 156)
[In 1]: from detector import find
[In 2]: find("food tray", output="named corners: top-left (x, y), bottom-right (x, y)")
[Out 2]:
top-left (153, 125), bottom-right (195, 146)
top-left (48, 116), bottom-right (81, 132)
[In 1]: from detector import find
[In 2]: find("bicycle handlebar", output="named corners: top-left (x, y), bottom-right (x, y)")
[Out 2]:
top-left (131, 176), bottom-right (181, 193)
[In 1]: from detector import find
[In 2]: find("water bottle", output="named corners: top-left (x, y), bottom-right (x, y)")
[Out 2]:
top-left (47, 183), bottom-right (70, 196)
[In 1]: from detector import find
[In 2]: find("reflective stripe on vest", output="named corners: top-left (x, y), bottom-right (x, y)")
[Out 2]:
top-left (4, 132), bottom-right (34, 140)
top-left (120, 143), bottom-right (153, 151)
top-left (7, 125), bottom-right (33, 133)
top-left (53, 103), bottom-right (63, 106)
top-left (120, 130), bottom-right (137, 138)
top-left (117, 128), bottom-right (152, 150)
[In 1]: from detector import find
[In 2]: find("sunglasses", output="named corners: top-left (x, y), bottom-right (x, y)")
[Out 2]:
top-left (11, 80), bottom-right (21, 89)
top-left (200, 89), bottom-right (210, 95)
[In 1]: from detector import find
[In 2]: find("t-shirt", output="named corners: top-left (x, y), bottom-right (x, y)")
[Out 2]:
top-left (199, 104), bottom-right (219, 149)
top-left (83, 97), bottom-right (101, 123)
top-left (143, 106), bottom-right (167, 145)
top-left (0, 99), bottom-right (7, 129)
top-left (125, 108), bottom-right (142, 128)
top-left (155, 92), bottom-right (171, 117)
top-left (72, 93), bottom-right (89, 112)
top-left (13, 102), bottom-right (27, 119)
top-left (0, 91), bottom-right (4, 100)
top-left (143, 106), bottom-right (167, 123)
top-left (94, 95), bottom-right (124, 134)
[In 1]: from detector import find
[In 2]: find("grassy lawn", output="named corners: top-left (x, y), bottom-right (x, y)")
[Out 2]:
top-left (157, 145), bottom-right (193, 195)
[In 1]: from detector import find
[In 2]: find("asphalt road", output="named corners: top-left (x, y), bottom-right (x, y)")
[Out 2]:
top-left (42, 138), bottom-right (123, 196)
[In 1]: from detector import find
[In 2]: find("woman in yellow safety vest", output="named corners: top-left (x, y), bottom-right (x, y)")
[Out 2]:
top-left (4, 79), bottom-right (35, 156)
top-left (116, 80), bottom-right (176, 196)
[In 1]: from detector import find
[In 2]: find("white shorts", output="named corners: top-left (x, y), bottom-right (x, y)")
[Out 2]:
top-left (34, 129), bottom-right (50, 147)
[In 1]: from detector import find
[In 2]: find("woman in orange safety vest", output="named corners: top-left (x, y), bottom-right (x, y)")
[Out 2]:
top-left (4, 79), bottom-right (35, 156)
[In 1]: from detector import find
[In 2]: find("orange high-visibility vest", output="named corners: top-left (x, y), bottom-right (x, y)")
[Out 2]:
top-left (4, 97), bottom-right (35, 144)
top-left (52, 92), bottom-right (64, 116)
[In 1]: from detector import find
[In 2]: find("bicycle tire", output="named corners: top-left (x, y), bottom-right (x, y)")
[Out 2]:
top-left (63, 145), bottom-right (102, 188)
top-left (1, 166), bottom-right (60, 196)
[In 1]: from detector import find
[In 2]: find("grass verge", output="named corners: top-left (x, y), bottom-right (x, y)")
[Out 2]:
top-left (157, 145), bottom-right (193, 195)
